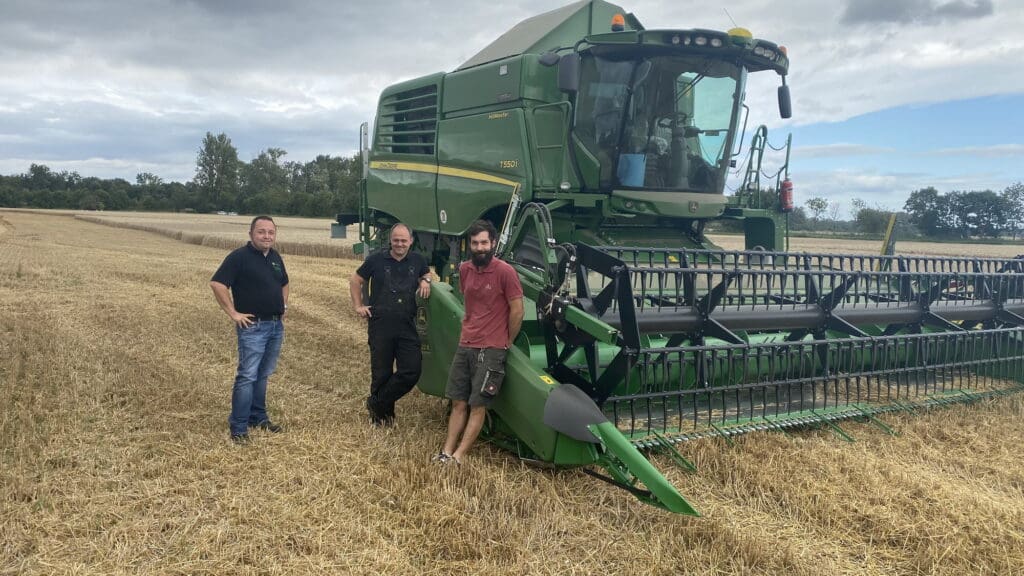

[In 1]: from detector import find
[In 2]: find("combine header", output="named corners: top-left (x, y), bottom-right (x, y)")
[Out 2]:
top-left (340, 1), bottom-right (1024, 514)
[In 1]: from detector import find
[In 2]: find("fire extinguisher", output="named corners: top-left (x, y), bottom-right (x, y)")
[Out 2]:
top-left (779, 179), bottom-right (794, 212)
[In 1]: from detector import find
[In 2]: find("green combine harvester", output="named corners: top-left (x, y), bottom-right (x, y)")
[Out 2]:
top-left (337, 1), bottom-right (1024, 515)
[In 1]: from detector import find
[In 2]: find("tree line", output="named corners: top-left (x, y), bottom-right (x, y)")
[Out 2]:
top-left (797, 183), bottom-right (1024, 240)
top-left (0, 132), bottom-right (361, 217)
top-left (2, 131), bottom-right (1021, 241)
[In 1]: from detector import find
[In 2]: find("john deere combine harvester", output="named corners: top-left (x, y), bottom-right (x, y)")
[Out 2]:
top-left (340, 1), bottom-right (1024, 515)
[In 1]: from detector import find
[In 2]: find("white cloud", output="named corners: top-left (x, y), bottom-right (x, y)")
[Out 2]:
top-left (793, 167), bottom-right (1010, 210)
top-left (0, 156), bottom-right (194, 182)
top-left (796, 143), bottom-right (895, 158)
top-left (927, 144), bottom-right (1024, 157)
top-left (0, 134), bottom-right (30, 144)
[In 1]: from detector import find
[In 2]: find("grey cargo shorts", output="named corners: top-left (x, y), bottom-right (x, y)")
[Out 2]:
top-left (445, 347), bottom-right (508, 407)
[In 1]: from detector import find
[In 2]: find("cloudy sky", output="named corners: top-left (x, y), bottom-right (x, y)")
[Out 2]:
top-left (2, 0), bottom-right (1022, 211)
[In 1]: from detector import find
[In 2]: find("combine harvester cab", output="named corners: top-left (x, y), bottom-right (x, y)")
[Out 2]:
top-left (346, 1), bottom-right (1024, 515)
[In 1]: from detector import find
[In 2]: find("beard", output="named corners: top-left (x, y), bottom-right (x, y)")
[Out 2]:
top-left (471, 250), bottom-right (493, 267)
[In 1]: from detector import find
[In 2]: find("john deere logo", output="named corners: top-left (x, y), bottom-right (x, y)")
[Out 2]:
top-left (689, 201), bottom-right (699, 213)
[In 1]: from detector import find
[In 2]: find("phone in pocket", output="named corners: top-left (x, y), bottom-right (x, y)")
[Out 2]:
top-left (479, 368), bottom-right (505, 398)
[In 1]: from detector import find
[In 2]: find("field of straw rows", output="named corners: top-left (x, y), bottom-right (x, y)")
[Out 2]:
top-left (2, 208), bottom-right (1023, 575)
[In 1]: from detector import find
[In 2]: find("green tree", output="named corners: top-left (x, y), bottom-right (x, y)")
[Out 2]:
top-left (289, 153), bottom-right (362, 216)
top-left (168, 182), bottom-right (196, 212)
top-left (1002, 182), bottom-right (1024, 239)
top-left (905, 187), bottom-right (1011, 239)
top-left (240, 147), bottom-right (290, 213)
top-left (136, 172), bottom-right (163, 186)
top-left (26, 163), bottom-right (60, 191)
top-left (194, 132), bottom-right (241, 211)
top-left (805, 197), bottom-right (828, 221)
top-left (846, 198), bottom-right (893, 235)
top-left (958, 190), bottom-right (1006, 238)
top-left (904, 187), bottom-right (951, 237)
top-left (854, 207), bottom-right (892, 235)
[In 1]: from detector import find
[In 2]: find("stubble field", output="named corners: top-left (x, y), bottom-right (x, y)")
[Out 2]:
top-left (2, 209), bottom-right (1023, 575)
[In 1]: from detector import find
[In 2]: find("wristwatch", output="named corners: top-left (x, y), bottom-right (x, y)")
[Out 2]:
top-left (420, 277), bottom-right (431, 284)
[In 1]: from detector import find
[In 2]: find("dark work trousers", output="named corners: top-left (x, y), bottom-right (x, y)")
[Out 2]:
top-left (367, 316), bottom-right (422, 418)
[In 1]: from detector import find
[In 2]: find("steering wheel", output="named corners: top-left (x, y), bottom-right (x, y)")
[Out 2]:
top-left (655, 112), bottom-right (689, 129)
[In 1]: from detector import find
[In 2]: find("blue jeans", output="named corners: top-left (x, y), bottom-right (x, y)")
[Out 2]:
top-left (230, 319), bottom-right (284, 435)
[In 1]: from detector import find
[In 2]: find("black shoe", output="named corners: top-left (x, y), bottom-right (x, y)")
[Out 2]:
top-left (231, 433), bottom-right (251, 445)
top-left (370, 414), bottom-right (394, 428)
top-left (367, 397), bottom-right (388, 427)
top-left (255, 421), bottom-right (283, 433)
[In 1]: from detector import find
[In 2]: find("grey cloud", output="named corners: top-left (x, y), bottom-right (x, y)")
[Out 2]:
top-left (0, 0), bottom-right (555, 182)
top-left (933, 0), bottom-right (996, 19)
top-left (2, 0), bottom-right (1021, 187)
top-left (0, 98), bottom-right (364, 181)
top-left (840, 0), bottom-right (993, 25)
top-left (0, 1), bottom-right (553, 77)
top-left (0, 0), bottom-right (563, 110)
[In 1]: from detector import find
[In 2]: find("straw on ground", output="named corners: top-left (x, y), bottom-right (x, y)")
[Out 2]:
top-left (2, 209), bottom-right (1022, 575)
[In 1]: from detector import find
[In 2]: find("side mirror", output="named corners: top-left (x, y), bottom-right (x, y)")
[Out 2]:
top-left (558, 54), bottom-right (580, 94)
top-left (778, 84), bottom-right (792, 119)
top-left (538, 52), bottom-right (560, 67)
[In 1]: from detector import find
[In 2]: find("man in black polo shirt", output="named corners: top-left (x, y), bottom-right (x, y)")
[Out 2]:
top-left (349, 223), bottom-right (431, 426)
top-left (210, 215), bottom-right (289, 444)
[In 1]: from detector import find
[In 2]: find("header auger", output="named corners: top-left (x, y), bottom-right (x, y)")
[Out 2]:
top-left (341, 1), bottom-right (1024, 514)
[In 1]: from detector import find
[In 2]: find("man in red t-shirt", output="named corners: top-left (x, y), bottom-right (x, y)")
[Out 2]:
top-left (436, 220), bottom-right (524, 465)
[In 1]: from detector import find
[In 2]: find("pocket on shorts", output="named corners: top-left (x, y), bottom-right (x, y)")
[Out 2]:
top-left (479, 368), bottom-right (505, 398)
top-left (477, 348), bottom-right (508, 398)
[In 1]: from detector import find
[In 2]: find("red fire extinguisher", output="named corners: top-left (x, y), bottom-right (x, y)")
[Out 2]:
top-left (779, 178), bottom-right (794, 212)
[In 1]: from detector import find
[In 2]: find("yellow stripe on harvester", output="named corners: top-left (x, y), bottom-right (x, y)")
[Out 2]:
top-left (369, 160), bottom-right (519, 189)
top-left (368, 160), bottom-right (437, 174)
top-left (437, 166), bottom-right (518, 188)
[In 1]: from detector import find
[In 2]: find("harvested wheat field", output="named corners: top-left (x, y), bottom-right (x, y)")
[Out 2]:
top-left (3, 209), bottom-right (1024, 576)
top-left (72, 210), bottom-right (360, 259)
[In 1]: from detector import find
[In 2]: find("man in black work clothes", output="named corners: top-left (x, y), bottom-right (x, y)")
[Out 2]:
top-left (349, 223), bottom-right (431, 426)
top-left (210, 215), bottom-right (289, 444)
